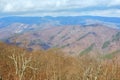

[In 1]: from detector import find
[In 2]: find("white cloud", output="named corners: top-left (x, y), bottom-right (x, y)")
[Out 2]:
top-left (0, 0), bottom-right (69, 12)
top-left (0, 0), bottom-right (120, 17)
top-left (16, 9), bottom-right (119, 17)
top-left (4, 3), bottom-right (13, 12)
top-left (81, 9), bottom-right (120, 17)
top-left (108, 0), bottom-right (120, 6)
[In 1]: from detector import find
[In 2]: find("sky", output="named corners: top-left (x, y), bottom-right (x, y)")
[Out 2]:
top-left (0, 0), bottom-right (120, 17)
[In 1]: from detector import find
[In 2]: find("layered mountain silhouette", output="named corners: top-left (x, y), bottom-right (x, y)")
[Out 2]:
top-left (0, 16), bottom-right (120, 57)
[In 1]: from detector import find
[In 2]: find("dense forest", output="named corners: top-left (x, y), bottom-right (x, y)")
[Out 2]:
top-left (0, 42), bottom-right (120, 80)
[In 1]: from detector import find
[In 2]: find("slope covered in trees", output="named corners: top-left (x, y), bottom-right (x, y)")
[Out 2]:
top-left (0, 42), bottom-right (120, 80)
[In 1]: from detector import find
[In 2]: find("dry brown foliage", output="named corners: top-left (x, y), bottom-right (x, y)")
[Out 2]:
top-left (0, 42), bottom-right (120, 80)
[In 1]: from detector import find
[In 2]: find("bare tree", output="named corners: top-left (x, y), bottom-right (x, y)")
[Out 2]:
top-left (9, 52), bottom-right (37, 80)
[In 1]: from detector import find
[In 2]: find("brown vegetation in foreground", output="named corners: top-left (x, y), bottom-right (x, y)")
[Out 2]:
top-left (0, 42), bottom-right (120, 80)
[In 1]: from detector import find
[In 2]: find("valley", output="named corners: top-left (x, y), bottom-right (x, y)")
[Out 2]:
top-left (0, 16), bottom-right (120, 80)
top-left (0, 16), bottom-right (120, 57)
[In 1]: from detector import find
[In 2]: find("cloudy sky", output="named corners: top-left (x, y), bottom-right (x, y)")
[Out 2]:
top-left (0, 0), bottom-right (120, 17)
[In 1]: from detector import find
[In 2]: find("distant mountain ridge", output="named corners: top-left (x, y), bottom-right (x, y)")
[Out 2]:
top-left (0, 16), bottom-right (120, 57)
top-left (0, 16), bottom-right (120, 27)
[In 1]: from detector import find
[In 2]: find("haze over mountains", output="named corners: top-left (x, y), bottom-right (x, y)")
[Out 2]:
top-left (0, 16), bottom-right (120, 57)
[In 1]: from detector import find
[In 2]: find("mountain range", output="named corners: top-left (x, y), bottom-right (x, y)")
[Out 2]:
top-left (0, 16), bottom-right (120, 57)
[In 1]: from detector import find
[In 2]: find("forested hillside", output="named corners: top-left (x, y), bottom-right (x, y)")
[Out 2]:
top-left (0, 42), bottom-right (120, 80)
